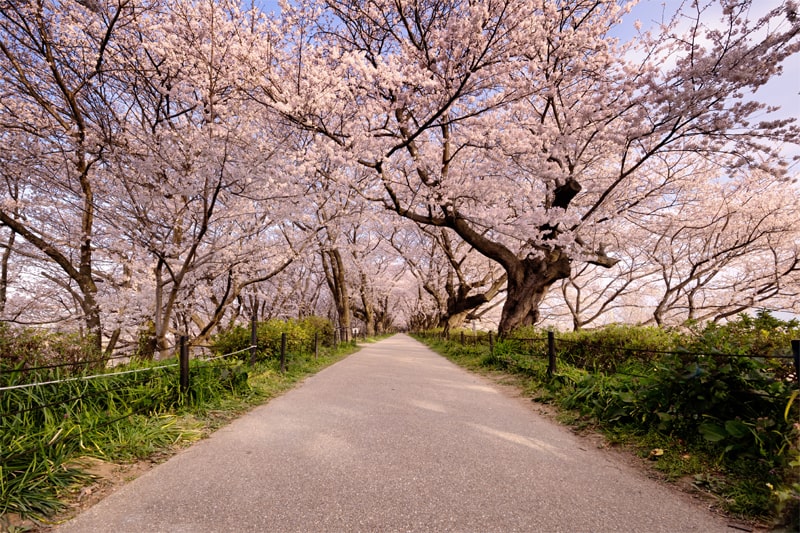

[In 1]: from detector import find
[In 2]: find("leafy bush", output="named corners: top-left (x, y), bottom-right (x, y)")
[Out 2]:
top-left (556, 324), bottom-right (681, 372)
top-left (684, 311), bottom-right (799, 381)
top-left (211, 317), bottom-right (335, 362)
top-left (0, 323), bottom-right (99, 374)
top-left (211, 324), bottom-right (254, 359)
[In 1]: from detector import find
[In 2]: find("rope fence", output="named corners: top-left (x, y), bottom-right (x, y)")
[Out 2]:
top-left (1, 324), bottom-right (333, 424)
top-left (0, 363), bottom-right (179, 392)
top-left (416, 330), bottom-right (800, 385)
top-left (2, 352), bottom-right (140, 375)
top-left (200, 345), bottom-right (256, 362)
top-left (0, 319), bottom-right (353, 524)
top-left (552, 336), bottom-right (797, 361)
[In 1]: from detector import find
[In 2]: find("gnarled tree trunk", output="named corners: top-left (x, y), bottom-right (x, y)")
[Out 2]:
top-left (498, 251), bottom-right (572, 336)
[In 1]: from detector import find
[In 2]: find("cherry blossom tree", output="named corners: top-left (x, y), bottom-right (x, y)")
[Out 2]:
top-left (253, 0), bottom-right (799, 336)
top-left (389, 222), bottom-right (506, 333)
top-left (0, 0), bottom-right (148, 350)
top-left (98, 0), bottom-right (301, 355)
top-left (2, 0), bottom-right (798, 344)
top-left (0, 0), bottom-right (304, 352)
top-left (637, 167), bottom-right (800, 325)
top-left (547, 247), bottom-right (656, 330)
top-left (542, 159), bottom-right (800, 329)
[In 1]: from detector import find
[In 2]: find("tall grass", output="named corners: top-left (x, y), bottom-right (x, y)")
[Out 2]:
top-left (1, 322), bottom-right (358, 525)
top-left (415, 314), bottom-right (800, 527)
top-left (1, 359), bottom-right (190, 520)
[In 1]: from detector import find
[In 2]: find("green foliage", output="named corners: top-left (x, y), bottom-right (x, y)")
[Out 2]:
top-left (210, 324), bottom-right (252, 359)
top-left (211, 317), bottom-right (334, 361)
top-left (1, 362), bottom-right (184, 521)
top-left (1, 321), bottom-right (355, 524)
top-left (0, 323), bottom-right (99, 372)
top-left (684, 311), bottom-right (800, 381)
top-left (556, 324), bottom-right (681, 372)
top-left (416, 312), bottom-right (800, 525)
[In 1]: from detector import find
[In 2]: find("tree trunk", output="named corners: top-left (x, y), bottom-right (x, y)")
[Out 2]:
top-left (439, 271), bottom-right (507, 335)
top-left (0, 230), bottom-right (15, 314)
top-left (385, 177), bottom-right (614, 338)
top-left (358, 271), bottom-right (375, 336)
top-left (321, 248), bottom-right (351, 341)
top-left (0, 210), bottom-right (102, 351)
top-left (83, 296), bottom-right (103, 354)
top-left (440, 311), bottom-right (468, 336)
top-left (497, 251), bottom-right (572, 337)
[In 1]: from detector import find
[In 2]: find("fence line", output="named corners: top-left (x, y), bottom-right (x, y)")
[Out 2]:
top-left (2, 352), bottom-right (140, 375)
top-left (0, 363), bottom-right (179, 392)
top-left (1, 325), bottom-right (342, 439)
top-left (551, 336), bottom-right (795, 361)
top-left (0, 321), bottom-right (349, 518)
top-left (201, 345), bottom-right (257, 362)
top-left (416, 329), bottom-right (800, 384)
top-left (1, 342), bottom-right (272, 392)
top-left (1, 329), bottom-right (335, 420)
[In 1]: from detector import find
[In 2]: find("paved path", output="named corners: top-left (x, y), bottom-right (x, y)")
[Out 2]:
top-left (57, 334), bottom-right (735, 532)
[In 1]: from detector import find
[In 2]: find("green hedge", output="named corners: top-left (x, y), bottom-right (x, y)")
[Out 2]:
top-left (417, 311), bottom-right (800, 525)
top-left (211, 316), bottom-right (335, 361)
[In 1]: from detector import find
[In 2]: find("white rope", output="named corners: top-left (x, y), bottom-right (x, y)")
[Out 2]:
top-left (2, 344), bottom-right (258, 392)
top-left (0, 364), bottom-right (179, 392)
top-left (201, 345), bottom-right (257, 362)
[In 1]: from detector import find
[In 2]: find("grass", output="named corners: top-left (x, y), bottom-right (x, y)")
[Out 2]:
top-left (414, 332), bottom-right (799, 530)
top-left (0, 340), bottom-right (359, 530)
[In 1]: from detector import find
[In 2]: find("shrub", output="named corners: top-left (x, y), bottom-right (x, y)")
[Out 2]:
top-left (683, 311), bottom-right (799, 382)
top-left (556, 324), bottom-right (681, 372)
top-left (0, 323), bottom-right (99, 375)
top-left (211, 316), bottom-right (334, 361)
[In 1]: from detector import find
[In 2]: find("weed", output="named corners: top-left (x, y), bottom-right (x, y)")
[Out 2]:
top-left (415, 315), bottom-right (800, 527)
top-left (1, 322), bottom-right (359, 525)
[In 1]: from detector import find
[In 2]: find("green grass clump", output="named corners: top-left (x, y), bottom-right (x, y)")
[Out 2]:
top-left (414, 314), bottom-right (800, 528)
top-left (211, 316), bottom-right (335, 362)
top-left (1, 324), bottom-right (359, 527)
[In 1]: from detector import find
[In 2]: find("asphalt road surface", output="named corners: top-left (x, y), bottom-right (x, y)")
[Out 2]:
top-left (56, 334), bottom-right (737, 533)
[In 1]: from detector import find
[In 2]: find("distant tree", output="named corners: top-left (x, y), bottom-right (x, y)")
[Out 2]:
top-left (389, 223), bottom-right (506, 334)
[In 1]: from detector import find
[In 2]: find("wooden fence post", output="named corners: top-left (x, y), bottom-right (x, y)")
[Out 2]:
top-left (461, 331), bottom-right (465, 345)
top-left (280, 332), bottom-right (287, 373)
top-left (249, 314), bottom-right (257, 366)
top-left (314, 332), bottom-right (319, 360)
top-left (547, 330), bottom-right (556, 378)
top-left (179, 335), bottom-right (189, 392)
top-left (489, 331), bottom-right (494, 358)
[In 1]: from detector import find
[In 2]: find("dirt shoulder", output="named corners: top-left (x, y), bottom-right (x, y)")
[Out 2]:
top-left (471, 367), bottom-right (773, 533)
